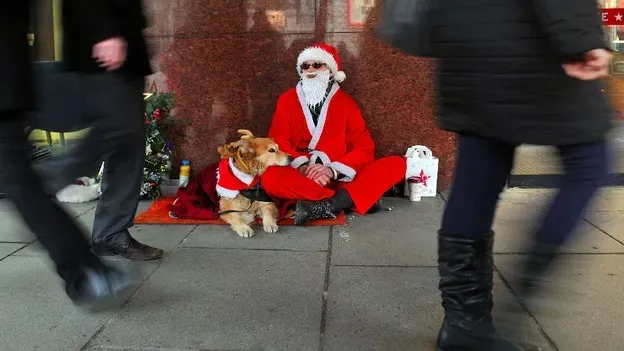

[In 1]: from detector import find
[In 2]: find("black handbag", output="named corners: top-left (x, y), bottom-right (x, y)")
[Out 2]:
top-left (376, 0), bottom-right (434, 57)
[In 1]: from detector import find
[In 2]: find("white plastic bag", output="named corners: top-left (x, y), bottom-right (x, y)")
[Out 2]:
top-left (404, 145), bottom-right (438, 197)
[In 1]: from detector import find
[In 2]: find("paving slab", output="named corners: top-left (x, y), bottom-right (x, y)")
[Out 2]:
top-left (583, 210), bottom-right (624, 243)
top-left (492, 202), bottom-right (624, 253)
top-left (332, 197), bottom-right (443, 267)
top-left (496, 254), bottom-right (624, 351)
top-left (182, 223), bottom-right (330, 251)
top-left (87, 248), bottom-right (327, 351)
top-left (0, 199), bottom-right (96, 243)
top-left (324, 266), bottom-right (554, 351)
top-left (449, 187), bottom-right (624, 211)
top-left (61, 201), bottom-right (98, 217)
top-left (0, 243), bottom-right (25, 260)
top-left (14, 223), bottom-right (195, 258)
top-left (0, 208), bottom-right (35, 243)
top-left (583, 187), bottom-right (624, 211)
top-left (0, 256), bottom-right (158, 351)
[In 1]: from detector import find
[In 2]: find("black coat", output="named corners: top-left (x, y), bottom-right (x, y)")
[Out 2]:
top-left (430, 0), bottom-right (614, 145)
top-left (0, 2), bottom-right (32, 112)
top-left (0, 1), bottom-right (151, 115)
top-left (61, 0), bottom-right (152, 78)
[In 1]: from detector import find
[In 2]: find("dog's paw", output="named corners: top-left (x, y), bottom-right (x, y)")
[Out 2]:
top-left (234, 225), bottom-right (255, 238)
top-left (263, 222), bottom-right (279, 234)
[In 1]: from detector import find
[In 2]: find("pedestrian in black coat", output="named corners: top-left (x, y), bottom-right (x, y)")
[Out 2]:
top-left (35, 0), bottom-right (164, 261)
top-left (428, 1), bottom-right (613, 350)
top-left (0, 1), bottom-right (136, 309)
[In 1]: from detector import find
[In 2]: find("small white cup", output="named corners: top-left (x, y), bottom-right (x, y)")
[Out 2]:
top-left (409, 182), bottom-right (422, 202)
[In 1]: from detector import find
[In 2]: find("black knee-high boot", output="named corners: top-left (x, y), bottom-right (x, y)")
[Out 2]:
top-left (436, 231), bottom-right (524, 351)
top-left (294, 188), bottom-right (354, 225)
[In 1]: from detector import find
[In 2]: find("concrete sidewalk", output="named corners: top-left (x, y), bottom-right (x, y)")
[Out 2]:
top-left (1, 188), bottom-right (623, 351)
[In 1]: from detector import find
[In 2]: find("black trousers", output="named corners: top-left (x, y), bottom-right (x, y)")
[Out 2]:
top-left (36, 73), bottom-right (146, 248)
top-left (0, 113), bottom-right (99, 281)
top-left (441, 134), bottom-right (608, 246)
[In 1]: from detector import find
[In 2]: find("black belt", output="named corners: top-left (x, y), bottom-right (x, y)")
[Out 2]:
top-left (296, 147), bottom-right (315, 153)
top-left (217, 184), bottom-right (273, 216)
top-left (238, 186), bottom-right (273, 203)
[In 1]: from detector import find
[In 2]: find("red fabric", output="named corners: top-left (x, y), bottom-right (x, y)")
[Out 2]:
top-left (216, 158), bottom-right (259, 198)
top-left (261, 156), bottom-right (407, 215)
top-left (268, 85), bottom-right (375, 179)
top-left (261, 166), bottom-right (336, 201)
top-left (338, 156), bottom-right (407, 215)
top-left (167, 162), bottom-right (296, 220)
top-left (138, 197), bottom-right (346, 225)
top-left (311, 43), bottom-right (343, 72)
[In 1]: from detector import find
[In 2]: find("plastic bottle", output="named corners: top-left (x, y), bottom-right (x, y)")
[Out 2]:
top-left (179, 160), bottom-right (191, 187)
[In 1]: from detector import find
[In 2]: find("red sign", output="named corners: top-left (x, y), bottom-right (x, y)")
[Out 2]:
top-left (601, 8), bottom-right (624, 25)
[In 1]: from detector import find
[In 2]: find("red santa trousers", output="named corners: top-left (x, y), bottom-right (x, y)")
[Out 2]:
top-left (260, 156), bottom-right (407, 215)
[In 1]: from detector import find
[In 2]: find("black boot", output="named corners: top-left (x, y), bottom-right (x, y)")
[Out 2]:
top-left (294, 189), bottom-right (354, 225)
top-left (436, 231), bottom-right (524, 351)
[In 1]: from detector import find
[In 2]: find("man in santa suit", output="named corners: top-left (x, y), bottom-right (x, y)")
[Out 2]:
top-left (260, 43), bottom-right (407, 225)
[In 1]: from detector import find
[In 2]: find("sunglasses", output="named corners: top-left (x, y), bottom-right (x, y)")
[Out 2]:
top-left (300, 62), bottom-right (326, 70)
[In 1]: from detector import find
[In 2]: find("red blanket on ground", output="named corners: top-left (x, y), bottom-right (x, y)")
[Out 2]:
top-left (167, 162), bottom-right (296, 220)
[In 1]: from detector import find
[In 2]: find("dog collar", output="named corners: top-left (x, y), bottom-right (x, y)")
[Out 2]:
top-left (235, 149), bottom-right (250, 172)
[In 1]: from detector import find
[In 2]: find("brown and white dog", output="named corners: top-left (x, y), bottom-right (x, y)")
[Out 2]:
top-left (216, 129), bottom-right (293, 238)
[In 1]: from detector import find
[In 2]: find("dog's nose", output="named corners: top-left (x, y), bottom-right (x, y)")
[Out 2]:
top-left (287, 155), bottom-right (294, 163)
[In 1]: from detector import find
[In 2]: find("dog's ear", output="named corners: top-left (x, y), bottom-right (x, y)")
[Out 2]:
top-left (237, 140), bottom-right (260, 169)
top-left (235, 139), bottom-right (255, 157)
top-left (217, 139), bottom-right (255, 160)
top-left (217, 142), bottom-right (238, 159)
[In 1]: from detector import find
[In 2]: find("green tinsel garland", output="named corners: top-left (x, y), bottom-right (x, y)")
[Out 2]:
top-left (140, 92), bottom-right (178, 199)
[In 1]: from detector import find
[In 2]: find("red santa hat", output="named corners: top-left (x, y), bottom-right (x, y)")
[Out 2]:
top-left (297, 43), bottom-right (346, 83)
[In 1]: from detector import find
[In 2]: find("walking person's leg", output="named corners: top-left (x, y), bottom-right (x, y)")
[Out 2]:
top-left (35, 73), bottom-right (163, 260)
top-left (436, 134), bottom-right (522, 351)
top-left (516, 140), bottom-right (609, 299)
top-left (91, 76), bottom-right (162, 260)
top-left (0, 114), bottom-right (136, 308)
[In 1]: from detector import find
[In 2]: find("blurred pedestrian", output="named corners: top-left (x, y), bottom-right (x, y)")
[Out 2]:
top-left (429, 1), bottom-right (613, 350)
top-left (0, 1), bottom-right (136, 309)
top-left (36, 0), bottom-right (164, 261)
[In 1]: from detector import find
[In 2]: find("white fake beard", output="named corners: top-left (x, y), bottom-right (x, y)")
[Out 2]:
top-left (300, 70), bottom-right (332, 107)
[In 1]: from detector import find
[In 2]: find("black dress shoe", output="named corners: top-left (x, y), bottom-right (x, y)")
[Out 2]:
top-left (94, 237), bottom-right (164, 261)
top-left (65, 265), bottom-right (137, 311)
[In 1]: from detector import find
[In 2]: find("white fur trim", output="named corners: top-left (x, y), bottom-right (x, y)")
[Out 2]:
top-left (169, 198), bottom-right (180, 218)
top-left (296, 82), bottom-right (340, 150)
top-left (56, 184), bottom-right (101, 203)
top-left (329, 162), bottom-right (356, 182)
top-left (291, 155), bottom-right (309, 169)
top-left (229, 158), bottom-right (254, 185)
top-left (297, 47), bottom-right (340, 79)
top-left (215, 184), bottom-right (239, 199)
top-left (334, 71), bottom-right (346, 83)
top-left (309, 150), bottom-right (331, 166)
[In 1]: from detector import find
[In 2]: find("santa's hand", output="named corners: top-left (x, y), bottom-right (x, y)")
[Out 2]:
top-left (314, 174), bottom-right (331, 187)
top-left (298, 165), bottom-right (309, 175)
top-left (306, 164), bottom-right (333, 180)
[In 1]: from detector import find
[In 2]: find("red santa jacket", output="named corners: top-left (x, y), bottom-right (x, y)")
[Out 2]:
top-left (215, 158), bottom-right (259, 198)
top-left (268, 82), bottom-right (375, 182)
